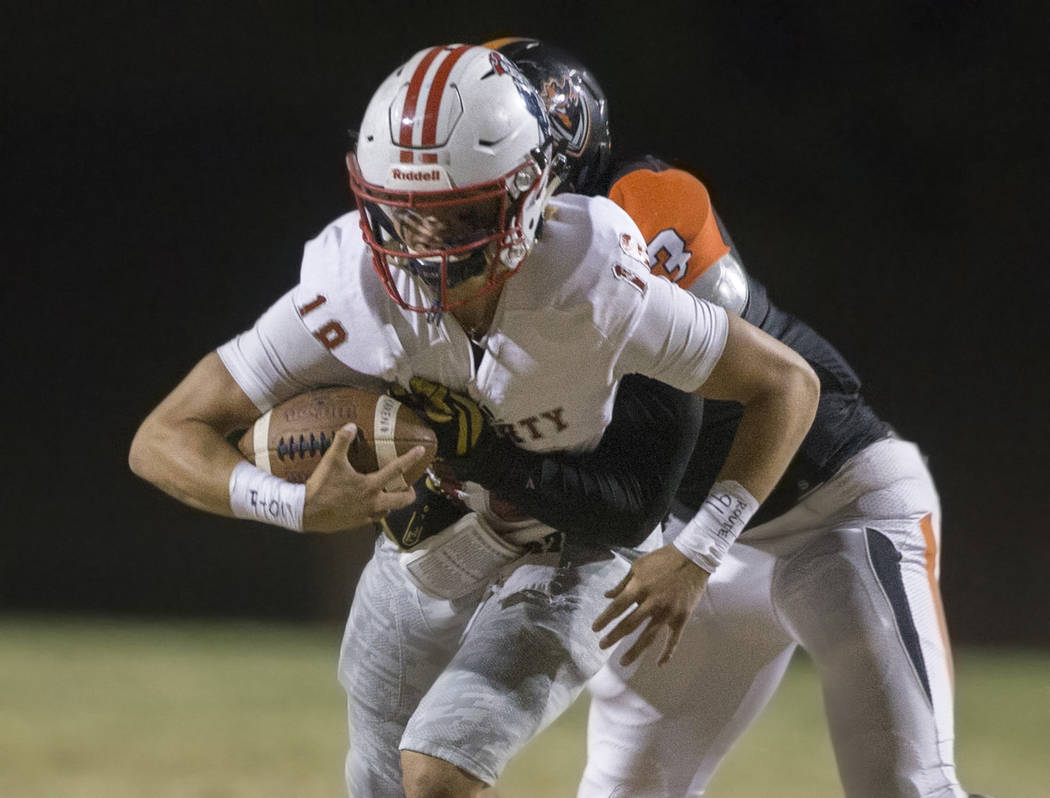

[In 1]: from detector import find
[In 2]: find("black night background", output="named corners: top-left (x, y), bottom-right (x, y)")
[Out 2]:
top-left (3, 1), bottom-right (1047, 647)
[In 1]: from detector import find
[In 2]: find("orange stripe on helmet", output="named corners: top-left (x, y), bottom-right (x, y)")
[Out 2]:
top-left (920, 512), bottom-right (954, 688)
top-left (399, 46), bottom-right (444, 147)
top-left (482, 36), bottom-right (531, 50)
top-left (422, 45), bottom-right (472, 147)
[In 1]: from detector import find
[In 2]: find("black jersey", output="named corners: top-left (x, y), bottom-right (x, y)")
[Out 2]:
top-left (683, 279), bottom-right (891, 524)
top-left (607, 159), bottom-right (892, 525)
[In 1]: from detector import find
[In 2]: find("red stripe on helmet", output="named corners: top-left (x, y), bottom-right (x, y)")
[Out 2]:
top-left (399, 46), bottom-right (444, 147)
top-left (422, 45), bottom-right (472, 147)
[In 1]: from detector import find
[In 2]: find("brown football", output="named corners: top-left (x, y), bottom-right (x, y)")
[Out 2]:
top-left (236, 386), bottom-right (436, 489)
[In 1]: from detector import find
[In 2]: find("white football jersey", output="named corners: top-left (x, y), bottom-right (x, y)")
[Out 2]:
top-left (218, 194), bottom-right (728, 454)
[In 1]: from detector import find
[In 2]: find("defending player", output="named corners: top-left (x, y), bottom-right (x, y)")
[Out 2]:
top-left (472, 38), bottom-right (978, 798)
top-left (128, 45), bottom-right (818, 798)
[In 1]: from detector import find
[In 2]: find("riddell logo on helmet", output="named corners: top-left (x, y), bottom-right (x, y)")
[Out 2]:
top-left (391, 168), bottom-right (442, 182)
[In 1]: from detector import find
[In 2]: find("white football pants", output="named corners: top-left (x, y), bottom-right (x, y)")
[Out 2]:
top-left (338, 530), bottom-right (656, 797)
top-left (581, 437), bottom-right (966, 798)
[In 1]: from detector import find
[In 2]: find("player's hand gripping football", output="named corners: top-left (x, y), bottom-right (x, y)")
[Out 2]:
top-left (302, 422), bottom-right (425, 532)
top-left (592, 544), bottom-right (711, 667)
top-left (391, 377), bottom-right (497, 482)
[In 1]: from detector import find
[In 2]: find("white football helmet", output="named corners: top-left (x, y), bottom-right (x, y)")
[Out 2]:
top-left (348, 44), bottom-right (554, 313)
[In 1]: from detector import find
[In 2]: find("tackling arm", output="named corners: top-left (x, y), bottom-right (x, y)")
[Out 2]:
top-left (387, 374), bottom-right (702, 548)
top-left (470, 374), bottom-right (702, 546)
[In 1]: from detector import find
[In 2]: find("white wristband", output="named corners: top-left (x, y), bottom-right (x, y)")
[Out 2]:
top-left (228, 461), bottom-right (306, 532)
top-left (672, 480), bottom-right (759, 573)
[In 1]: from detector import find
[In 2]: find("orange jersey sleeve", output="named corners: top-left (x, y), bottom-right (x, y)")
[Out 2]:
top-left (607, 168), bottom-right (730, 290)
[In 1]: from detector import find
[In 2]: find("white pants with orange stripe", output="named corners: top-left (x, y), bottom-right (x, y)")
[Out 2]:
top-left (581, 437), bottom-right (967, 798)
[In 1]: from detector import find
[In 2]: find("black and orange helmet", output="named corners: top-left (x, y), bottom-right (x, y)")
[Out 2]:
top-left (486, 38), bottom-right (612, 196)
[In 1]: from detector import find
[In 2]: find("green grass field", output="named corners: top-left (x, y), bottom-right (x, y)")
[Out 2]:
top-left (1, 616), bottom-right (1045, 797)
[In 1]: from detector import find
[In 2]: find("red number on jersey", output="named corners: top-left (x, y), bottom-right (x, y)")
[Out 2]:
top-left (298, 294), bottom-right (348, 351)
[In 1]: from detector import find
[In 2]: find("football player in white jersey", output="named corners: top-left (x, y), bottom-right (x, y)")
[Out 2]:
top-left (478, 38), bottom-right (986, 798)
top-left (129, 45), bottom-right (818, 798)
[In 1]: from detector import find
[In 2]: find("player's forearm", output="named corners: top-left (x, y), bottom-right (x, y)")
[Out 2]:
top-left (129, 351), bottom-right (265, 518)
top-left (671, 331), bottom-right (818, 574)
top-left (485, 453), bottom-right (656, 543)
top-left (476, 375), bottom-right (702, 545)
top-left (129, 414), bottom-right (243, 517)
top-left (694, 313), bottom-right (819, 503)
top-left (714, 361), bottom-right (819, 502)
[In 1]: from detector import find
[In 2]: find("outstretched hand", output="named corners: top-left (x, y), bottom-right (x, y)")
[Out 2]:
top-left (592, 544), bottom-right (711, 667)
top-left (302, 423), bottom-right (425, 532)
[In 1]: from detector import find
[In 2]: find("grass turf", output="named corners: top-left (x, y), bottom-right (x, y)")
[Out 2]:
top-left (0, 615), bottom-right (1044, 797)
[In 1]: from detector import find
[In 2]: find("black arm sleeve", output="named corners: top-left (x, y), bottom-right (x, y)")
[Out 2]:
top-left (469, 374), bottom-right (702, 547)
